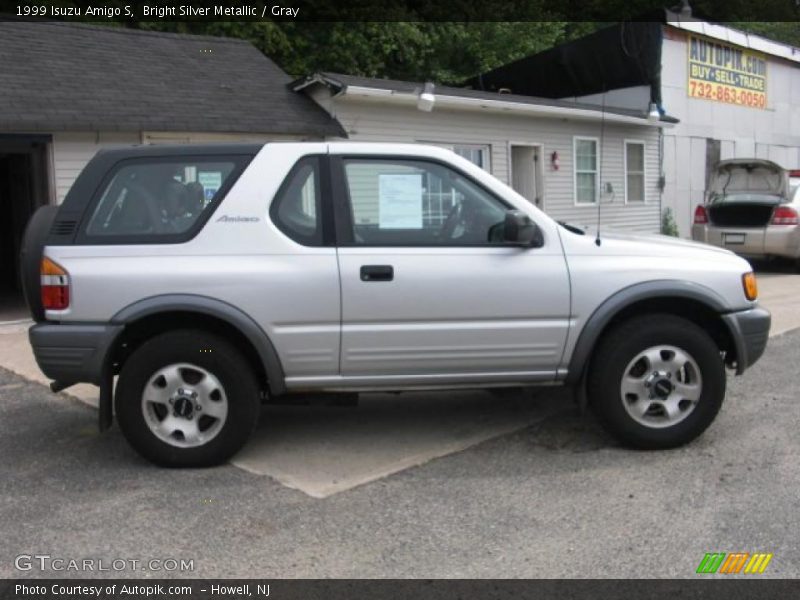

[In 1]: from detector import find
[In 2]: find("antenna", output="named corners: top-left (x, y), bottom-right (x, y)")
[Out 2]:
top-left (595, 89), bottom-right (607, 247)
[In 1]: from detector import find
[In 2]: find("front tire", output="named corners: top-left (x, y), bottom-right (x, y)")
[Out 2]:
top-left (588, 315), bottom-right (726, 449)
top-left (115, 330), bottom-right (260, 467)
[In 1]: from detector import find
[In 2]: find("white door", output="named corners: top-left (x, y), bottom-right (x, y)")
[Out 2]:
top-left (511, 145), bottom-right (543, 208)
top-left (334, 156), bottom-right (570, 384)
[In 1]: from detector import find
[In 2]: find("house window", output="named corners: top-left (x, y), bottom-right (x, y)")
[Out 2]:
top-left (453, 145), bottom-right (490, 170)
top-left (574, 137), bottom-right (598, 204)
top-left (420, 142), bottom-right (491, 171)
top-left (625, 141), bottom-right (646, 203)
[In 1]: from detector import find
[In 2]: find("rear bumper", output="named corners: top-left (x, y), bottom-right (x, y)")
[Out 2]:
top-left (692, 224), bottom-right (800, 260)
top-left (722, 306), bottom-right (771, 374)
top-left (29, 323), bottom-right (122, 385)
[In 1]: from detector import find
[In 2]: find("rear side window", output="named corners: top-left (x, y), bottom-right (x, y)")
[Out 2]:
top-left (84, 157), bottom-right (245, 240)
top-left (270, 157), bottom-right (323, 246)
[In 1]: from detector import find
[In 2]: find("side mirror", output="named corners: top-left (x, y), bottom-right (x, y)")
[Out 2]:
top-left (503, 210), bottom-right (544, 247)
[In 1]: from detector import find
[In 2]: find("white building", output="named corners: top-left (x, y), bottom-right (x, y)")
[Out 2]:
top-left (296, 73), bottom-right (670, 234)
top-left (470, 10), bottom-right (800, 237)
top-left (659, 19), bottom-right (800, 235)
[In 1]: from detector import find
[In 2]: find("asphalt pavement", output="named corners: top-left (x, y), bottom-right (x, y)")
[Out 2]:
top-left (1, 329), bottom-right (798, 579)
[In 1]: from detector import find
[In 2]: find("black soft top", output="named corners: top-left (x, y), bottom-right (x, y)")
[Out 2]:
top-left (48, 143), bottom-right (263, 245)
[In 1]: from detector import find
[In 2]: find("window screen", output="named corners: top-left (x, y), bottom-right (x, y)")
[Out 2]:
top-left (85, 158), bottom-right (238, 238)
top-left (625, 142), bottom-right (645, 202)
top-left (574, 138), bottom-right (598, 204)
top-left (453, 145), bottom-right (489, 170)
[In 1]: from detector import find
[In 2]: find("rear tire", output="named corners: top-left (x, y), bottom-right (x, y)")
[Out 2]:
top-left (115, 330), bottom-right (260, 467)
top-left (588, 314), bottom-right (726, 449)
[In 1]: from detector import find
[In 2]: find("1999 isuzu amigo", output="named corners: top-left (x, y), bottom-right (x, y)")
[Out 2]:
top-left (20, 143), bottom-right (771, 466)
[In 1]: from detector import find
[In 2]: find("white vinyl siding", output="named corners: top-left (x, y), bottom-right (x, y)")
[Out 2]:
top-left (51, 132), bottom-right (141, 203)
top-left (311, 94), bottom-right (663, 233)
top-left (624, 140), bottom-right (646, 203)
top-left (573, 137), bottom-right (599, 204)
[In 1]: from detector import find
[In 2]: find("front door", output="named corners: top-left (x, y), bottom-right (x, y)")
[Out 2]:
top-left (511, 145), bottom-right (543, 209)
top-left (333, 155), bottom-right (570, 384)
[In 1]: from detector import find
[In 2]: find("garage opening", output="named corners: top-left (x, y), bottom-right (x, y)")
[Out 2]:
top-left (0, 135), bottom-right (52, 322)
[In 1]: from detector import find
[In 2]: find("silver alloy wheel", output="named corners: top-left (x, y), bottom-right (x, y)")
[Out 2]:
top-left (619, 345), bottom-right (703, 429)
top-left (141, 363), bottom-right (228, 448)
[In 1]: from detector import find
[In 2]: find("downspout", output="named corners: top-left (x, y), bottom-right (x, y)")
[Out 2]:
top-left (658, 125), bottom-right (664, 233)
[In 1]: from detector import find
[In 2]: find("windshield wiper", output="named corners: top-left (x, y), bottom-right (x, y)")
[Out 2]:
top-left (557, 221), bottom-right (586, 235)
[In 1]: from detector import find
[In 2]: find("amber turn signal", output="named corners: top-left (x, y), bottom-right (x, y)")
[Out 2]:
top-left (742, 272), bottom-right (758, 301)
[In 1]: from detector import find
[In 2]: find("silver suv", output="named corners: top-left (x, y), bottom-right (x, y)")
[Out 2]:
top-left (21, 143), bottom-right (771, 466)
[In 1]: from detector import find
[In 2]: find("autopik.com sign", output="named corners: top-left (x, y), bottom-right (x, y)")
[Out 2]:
top-left (687, 33), bottom-right (768, 109)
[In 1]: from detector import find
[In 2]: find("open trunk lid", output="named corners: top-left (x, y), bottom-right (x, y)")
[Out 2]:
top-left (707, 159), bottom-right (788, 199)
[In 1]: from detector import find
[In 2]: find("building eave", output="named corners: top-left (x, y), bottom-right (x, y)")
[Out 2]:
top-left (338, 85), bottom-right (677, 128)
top-left (665, 16), bottom-right (800, 65)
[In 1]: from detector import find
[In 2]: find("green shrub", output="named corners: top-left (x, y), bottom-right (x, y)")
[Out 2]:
top-left (661, 207), bottom-right (679, 237)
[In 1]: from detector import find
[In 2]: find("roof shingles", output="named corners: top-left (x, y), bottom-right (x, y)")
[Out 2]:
top-left (0, 21), bottom-right (345, 137)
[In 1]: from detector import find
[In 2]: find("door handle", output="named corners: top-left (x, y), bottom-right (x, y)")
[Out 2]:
top-left (360, 265), bottom-right (394, 282)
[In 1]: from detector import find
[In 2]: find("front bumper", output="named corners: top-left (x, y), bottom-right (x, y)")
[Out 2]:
top-left (29, 323), bottom-right (122, 385)
top-left (721, 306), bottom-right (771, 374)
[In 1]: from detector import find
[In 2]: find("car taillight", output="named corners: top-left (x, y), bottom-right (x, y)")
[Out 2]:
top-left (693, 205), bottom-right (708, 224)
top-left (771, 206), bottom-right (799, 225)
top-left (41, 257), bottom-right (70, 310)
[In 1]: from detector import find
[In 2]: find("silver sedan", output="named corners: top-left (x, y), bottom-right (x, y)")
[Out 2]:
top-left (692, 159), bottom-right (800, 268)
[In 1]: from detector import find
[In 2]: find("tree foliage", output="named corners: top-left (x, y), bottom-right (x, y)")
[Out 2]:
top-left (85, 0), bottom-right (795, 83)
top-left (729, 22), bottom-right (800, 48)
top-left (132, 21), bottom-right (582, 83)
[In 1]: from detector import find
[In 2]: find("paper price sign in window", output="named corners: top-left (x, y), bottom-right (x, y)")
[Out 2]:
top-left (378, 173), bottom-right (423, 229)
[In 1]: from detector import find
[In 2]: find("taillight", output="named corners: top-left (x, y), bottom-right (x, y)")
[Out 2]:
top-left (771, 206), bottom-right (799, 225)
top-left (693, 205), bottom-right (708, 224)
top-left (41, 257), bottom-right (70, 310)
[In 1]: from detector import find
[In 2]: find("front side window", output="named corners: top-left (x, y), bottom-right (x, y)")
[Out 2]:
top-left (342, 158), bottom-right (508, 246)
top-left (85, 158), bottom-right (239, 238)
top-left (574, 137), bottom-right (598, 204)
top-left (625, 141), bottom-right (645, 202)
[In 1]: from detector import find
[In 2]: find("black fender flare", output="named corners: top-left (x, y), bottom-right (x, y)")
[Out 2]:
top-left (108, 294), bottom-right (287, 396)
top-left (565, 280), bottom-right (730, 387)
